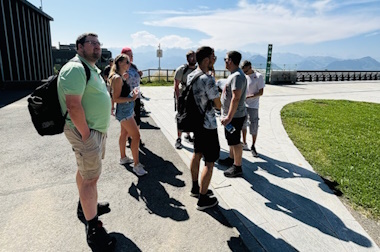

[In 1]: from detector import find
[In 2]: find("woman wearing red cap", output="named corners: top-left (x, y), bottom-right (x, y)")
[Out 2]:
top-left (109, 54), bottom-right (147, 176)
top-left (121, 47), bottom-right (144, 147)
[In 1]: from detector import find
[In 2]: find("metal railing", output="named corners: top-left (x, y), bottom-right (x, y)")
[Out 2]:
top-left (139, 68), bottom-right (380, 83)
top-left (140, 69), bottom-right (230, 82)
top-left (296, 71), bottom-right (380, 82)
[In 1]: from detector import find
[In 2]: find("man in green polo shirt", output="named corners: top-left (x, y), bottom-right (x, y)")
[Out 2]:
top-left (57, 33), bottom-right (115, 251)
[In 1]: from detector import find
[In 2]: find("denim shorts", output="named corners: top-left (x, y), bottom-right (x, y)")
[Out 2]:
top-left (116, 101), bottom-right (135, 122)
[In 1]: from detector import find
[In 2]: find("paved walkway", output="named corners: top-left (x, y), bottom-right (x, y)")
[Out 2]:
top-left (141, 80), bottom-right (380, 252)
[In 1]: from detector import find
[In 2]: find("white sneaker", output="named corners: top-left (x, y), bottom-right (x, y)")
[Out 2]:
top-left (120, 156), bottom-right (133, 165)
top-left (133, 163), bottom-right (148, 176)
top-left (242, 143), bottom-right (250, 151)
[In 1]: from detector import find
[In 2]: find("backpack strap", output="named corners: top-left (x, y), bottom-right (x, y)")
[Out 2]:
top-left (69, 57), bottom-right (91, 83)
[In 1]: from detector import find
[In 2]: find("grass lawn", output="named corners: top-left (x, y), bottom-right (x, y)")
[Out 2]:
top-left (281, 99), bottom-right (380, 220)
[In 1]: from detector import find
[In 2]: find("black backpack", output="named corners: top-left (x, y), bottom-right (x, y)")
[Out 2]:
top-left (176, 72), bottom-right (204, 132)
top-left (27, 58), bottom-right (90, 136)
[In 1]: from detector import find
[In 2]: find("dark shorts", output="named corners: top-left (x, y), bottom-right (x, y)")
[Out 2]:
top-left (134, 98), bottom-right (141, 126)
top-left (194, 128), bottom-right (220, 163)
top-left (225, 116), bottom-right (246, 146)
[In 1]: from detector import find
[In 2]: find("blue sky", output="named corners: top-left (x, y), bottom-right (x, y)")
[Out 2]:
top-left (29, 0), bottom-right (380, 60)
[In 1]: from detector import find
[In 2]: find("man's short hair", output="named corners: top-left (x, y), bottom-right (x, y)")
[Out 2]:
top-left (76, 33), bottom-right (98, 49)
top-left (195, 46), bottom-right (214, 64)
top-left (227, 51), bottom-right (242, 66)
top-left (186, 50), bottom-right (195, 58)
top-left (240, 60), bottom-right (251, 68)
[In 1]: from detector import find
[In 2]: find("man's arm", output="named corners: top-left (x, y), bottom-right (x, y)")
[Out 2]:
top-left (246, 88), bottom-right (264, 99)
top-left (174, 78), bottom-right (180, 99)
top-left (221, 88), bottom-right (242, 126)
top-left (65, 95), bottom-right (90, 141)
top-left (213, 97), bottom-right (221, 110)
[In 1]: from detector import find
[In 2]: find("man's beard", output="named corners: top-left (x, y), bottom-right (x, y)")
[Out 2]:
top-left (189, 62), bottom-right (196, 67)
top-left (83, 50), bottom-right (101, 62)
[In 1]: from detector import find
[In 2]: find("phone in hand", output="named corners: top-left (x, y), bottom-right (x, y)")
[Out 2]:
top-left (225, 123), bottom-right (236, 134)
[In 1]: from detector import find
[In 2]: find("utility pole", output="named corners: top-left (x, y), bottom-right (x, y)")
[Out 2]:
top-left (40, 0), bottom-right (43, 10)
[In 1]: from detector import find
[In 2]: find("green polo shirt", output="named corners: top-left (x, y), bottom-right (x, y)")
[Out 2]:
top-left (57, 55), bottom-right (111, 133)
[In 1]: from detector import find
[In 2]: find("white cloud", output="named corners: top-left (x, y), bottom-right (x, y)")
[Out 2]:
top-left (130, 31), bottom-right (193, 49)
top-left (142, 0), bottom-right (380, 51)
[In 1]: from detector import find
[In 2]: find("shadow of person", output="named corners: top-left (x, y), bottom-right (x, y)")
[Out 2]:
top-left (216, 205), bottom-right (297, 251)
top-left (140, 120), bottom-right (160, 130)
top-left (249, 171), bottom-right (372, 248)
top-left (254, 154), bottom-right (342, 195)
top-left (214, 151), bottom-right (372, 248)
top-left (110, 232), bottom-right (141, 252)
top-left (122, 145), bottom-right (189, 222)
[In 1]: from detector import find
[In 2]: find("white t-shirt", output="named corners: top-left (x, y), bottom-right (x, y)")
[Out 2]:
top-left (245, 71), bottom-right (265, 109)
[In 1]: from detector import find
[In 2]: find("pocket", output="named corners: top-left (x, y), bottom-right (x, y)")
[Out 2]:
top-left (84, 130), bottom-right (100, 152)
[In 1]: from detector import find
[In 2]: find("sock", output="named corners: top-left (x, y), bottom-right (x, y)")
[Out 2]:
top-left (192, 181), bottom-right (199, 191)
top-left (87, 215), bottom-right (99, 230)
top-left (199, 193), bottom-right (208, 200)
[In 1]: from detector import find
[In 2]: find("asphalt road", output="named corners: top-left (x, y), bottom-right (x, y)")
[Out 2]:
top-left (0, 92), bottom-right (248, 251)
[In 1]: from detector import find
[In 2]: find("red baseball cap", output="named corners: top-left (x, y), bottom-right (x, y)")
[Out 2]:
top-left (121, 46), bottom-right (132, 54)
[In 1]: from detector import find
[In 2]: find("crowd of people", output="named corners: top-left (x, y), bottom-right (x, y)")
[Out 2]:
top-left (57, 32), bottom-right (265, 251)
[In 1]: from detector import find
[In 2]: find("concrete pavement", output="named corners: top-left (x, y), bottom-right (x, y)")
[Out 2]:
top-left (0, 96), bottom-right (246, 251)
top-left (0, 80), bottom-right (379, 251)
top-left (140, 80), bottom-right (380, 252)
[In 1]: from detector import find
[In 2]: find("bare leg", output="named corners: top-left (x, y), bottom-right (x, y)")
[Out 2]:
top-left (119, 125), bottom-right (128, 158)
top-left (121, 118), bottom-right (140, 165)
top-left (242, 128), bottom-right (247, 145)
top-left (232, 143), bottom-right (243, 166)
top-left (200, 161), bottom-right (214, 194)
top-left (76, 170), bottom-right (98, 220)
top-left (190, 153), bottom-right (202, 182)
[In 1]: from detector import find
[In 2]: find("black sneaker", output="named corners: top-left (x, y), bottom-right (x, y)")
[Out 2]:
top-left (251, 145), bottom-right (259, 157)
top-left (190, 189), bottom-right (214, 197)
top-left (196, 195), bottom-right (218, 210)
top-left (224, 165), bottom-right (243, 178)
top-left (184, 134), bottom-right (194, 144)
top-left (87, 220), bottom-right (116, 251)
top-left (175, 138), bottom-right (183, 149)
top-left (77, 201), bottom-right (111, 220)
top-left (218, 157), bottom-right (234, 167)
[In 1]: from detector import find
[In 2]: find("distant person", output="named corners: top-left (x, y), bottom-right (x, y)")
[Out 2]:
top-left (187, 46), bottom-right (221, 210)
top-left (241, 60), bottom-right (265, 157)
top-left (218, 51), bottom-right (247, 178)
top-left (57, 32), bottom-right (116, 251)
top-left (174, 50), bottom-right (197, 149)
top-left (110, 54), bottom-right (147, 176)
top-left (121, 47), bottom-right (145, 147)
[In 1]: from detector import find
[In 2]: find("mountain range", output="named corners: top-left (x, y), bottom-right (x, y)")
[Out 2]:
top-left (108, 47), bottom-right (380, 71)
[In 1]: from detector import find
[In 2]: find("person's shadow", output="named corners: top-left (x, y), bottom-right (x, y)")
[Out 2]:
top-left (215, 152), bottom-right (372, 248)
top-left (77, 220), bottom-right (141, 251)
top-left (203, 205), bottom-right (297, 251)
top-left (122, 145), bottom-right (189, 222)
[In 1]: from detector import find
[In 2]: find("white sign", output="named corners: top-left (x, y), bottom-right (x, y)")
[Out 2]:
top-left (157, 49), bottom-right (163, 58)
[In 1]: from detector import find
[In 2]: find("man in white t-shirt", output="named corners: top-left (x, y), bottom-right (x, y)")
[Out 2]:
top-left (241, 60), bottom-right (265, 157)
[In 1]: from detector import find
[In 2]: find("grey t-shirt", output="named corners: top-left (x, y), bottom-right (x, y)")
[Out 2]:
top-left (174, 64), bottom-right (195, 94)
top-left (221, 68), bottom-right (247, 118)
top-left (187, 69), bottom-right (220, 129)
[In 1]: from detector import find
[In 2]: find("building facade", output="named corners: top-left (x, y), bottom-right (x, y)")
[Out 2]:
top-left (52, 44), bottom-right (112, 74)
top-left (0, 0), bottom-right (53, 87)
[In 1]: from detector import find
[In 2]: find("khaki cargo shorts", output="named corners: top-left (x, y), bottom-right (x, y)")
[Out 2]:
top-left (64, 125), bottom-right (107, 180)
